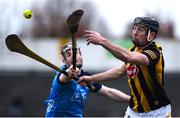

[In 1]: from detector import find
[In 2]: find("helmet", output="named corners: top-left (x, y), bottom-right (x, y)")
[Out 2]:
top-left (61, 43), bottom-right (82, 68)
top-left (61, 44), bottom-right (81, 55)
top-left (133, 17), bottom-right (159, 33)
top-left (61, 44), bottom-right (73, 55)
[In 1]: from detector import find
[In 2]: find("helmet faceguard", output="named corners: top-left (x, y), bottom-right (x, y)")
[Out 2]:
top-left (61, 44), bottom-right (82, 69)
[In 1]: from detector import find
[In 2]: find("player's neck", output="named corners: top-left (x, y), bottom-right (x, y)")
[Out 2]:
top-left (136, 41), bottom-right (152, 50)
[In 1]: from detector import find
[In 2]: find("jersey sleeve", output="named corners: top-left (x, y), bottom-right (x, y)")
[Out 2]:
top-left (81, 71), bottom-right (102, 92)
top-left (89, 83), bottom-right (102, 93)
top-left (142, 49), bottom-right (160, 64)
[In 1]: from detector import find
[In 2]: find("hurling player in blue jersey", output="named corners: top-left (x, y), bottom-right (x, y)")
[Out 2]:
top-left (44, 43), bottom-right (130, 117)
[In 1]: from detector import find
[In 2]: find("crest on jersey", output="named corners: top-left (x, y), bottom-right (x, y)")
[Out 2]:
top-left (127, 65), bottom-right (139, 78)
top-left (71, 89), bottom-right (87, 102)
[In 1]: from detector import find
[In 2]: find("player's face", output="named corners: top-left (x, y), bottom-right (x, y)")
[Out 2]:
top-left (131, 25), bottom-right (148, 46)
top-left (63, 48), bottom-right (83, 68)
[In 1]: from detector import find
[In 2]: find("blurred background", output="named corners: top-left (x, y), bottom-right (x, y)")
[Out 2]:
top-left (0, 0), bottom-right (180, 117)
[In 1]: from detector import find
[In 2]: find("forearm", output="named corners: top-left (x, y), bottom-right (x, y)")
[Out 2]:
top-left (100, 39), bottom-right (133, 62)
top-left (91, 66), bottom-right (126, 83)
top-left (59, 74), bottom-right (72, 83)
top-left (99, 85), bottom-right (130, 103)
top-left (107, 87), bottom-right (130, 102)
top-left (59, 67), bottom-right (80, 83)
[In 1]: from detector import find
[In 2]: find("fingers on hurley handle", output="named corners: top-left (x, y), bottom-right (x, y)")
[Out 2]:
top-left (74, 76), bottom-right (95, 90)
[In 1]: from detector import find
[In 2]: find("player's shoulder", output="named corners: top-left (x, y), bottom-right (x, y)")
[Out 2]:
top-left (128, 45), bottom-right (136, 51)
top-left (144, 42), bottom-right (162, 51)
top-left (79, 69), bottom-right (90, 76)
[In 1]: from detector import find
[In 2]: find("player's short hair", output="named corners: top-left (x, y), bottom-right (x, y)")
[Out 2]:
top-left (133, 17), bottom-right (159, 34)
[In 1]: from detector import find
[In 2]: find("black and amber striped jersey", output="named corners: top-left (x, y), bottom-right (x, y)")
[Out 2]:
top-left (126, 42), bottom-right (170, 113)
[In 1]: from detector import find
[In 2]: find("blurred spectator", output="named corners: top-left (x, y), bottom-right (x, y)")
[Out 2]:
top-left (158, 20), bottom-right (175, 39)
top-left (122, 22), bottom-right (132, 39)
top-left (8, 95), bottom-right (24, 117)
top-left (145, 12), bottom-right (175, 39)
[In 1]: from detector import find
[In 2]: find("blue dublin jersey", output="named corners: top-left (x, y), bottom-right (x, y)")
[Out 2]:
top-left (44, 66), bottom-right (90, 117)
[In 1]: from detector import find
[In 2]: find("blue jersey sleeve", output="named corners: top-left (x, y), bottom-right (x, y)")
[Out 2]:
top-left (80, 71), bottom-right (102, 93)
top-left (90, 83), bottom-right (102, 93)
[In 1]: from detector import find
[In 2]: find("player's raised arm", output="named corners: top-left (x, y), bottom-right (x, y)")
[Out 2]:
top-left (84, 30), bottom-right (149, 65)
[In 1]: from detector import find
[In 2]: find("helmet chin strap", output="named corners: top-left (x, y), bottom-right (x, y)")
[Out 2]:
top-left (132, 29), bottom-right (153, 47)
top-left (76, 64), bottom-right (82, 69)
top-left (147, 30), bottom-right (152, 42)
